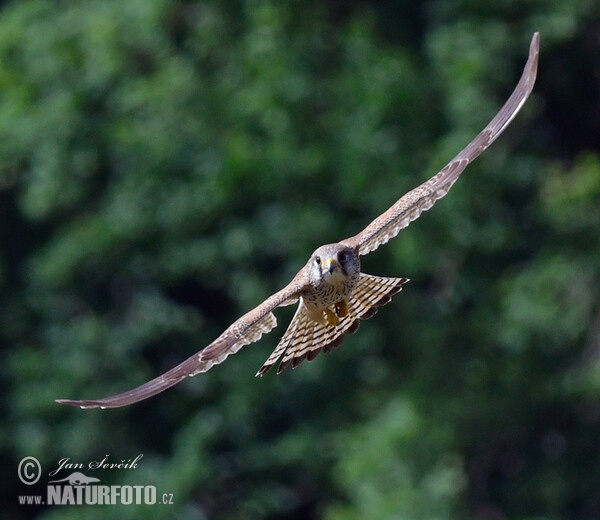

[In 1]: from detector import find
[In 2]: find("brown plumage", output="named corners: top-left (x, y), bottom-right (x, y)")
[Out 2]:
top-left (57, 33), bottom-right (540, 409)
top-left (257, 273), bottom-right (409, 376)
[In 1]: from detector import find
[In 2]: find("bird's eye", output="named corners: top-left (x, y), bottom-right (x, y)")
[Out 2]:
top-left (315, 256), bottom-right (321, 265)
top-left (338, 251), bottom-right (346, 263)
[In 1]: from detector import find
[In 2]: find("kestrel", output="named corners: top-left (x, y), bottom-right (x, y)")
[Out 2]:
top-left (57, 33), bottom-right (539, 409)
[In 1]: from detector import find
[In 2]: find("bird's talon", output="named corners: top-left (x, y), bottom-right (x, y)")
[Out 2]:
top-left (324, 308), bottom-right (340, 326)
top-left (335, 300), bottom-right (349, 318)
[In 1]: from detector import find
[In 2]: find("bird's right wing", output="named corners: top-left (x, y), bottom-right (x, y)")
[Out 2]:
top-left (56, 271), bottom-right (308, 409)
top-left (342, 32), bottom-right (539, 256)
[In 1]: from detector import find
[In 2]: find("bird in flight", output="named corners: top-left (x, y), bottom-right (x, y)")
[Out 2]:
top-left (57, 33), bottom-right (539, 409)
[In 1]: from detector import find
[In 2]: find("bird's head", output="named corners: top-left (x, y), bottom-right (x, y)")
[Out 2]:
top-left (308, 243), bottom-right (360, 288)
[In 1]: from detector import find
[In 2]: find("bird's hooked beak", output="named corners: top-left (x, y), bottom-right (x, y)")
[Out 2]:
top-left (322, 257), bottom-right (338, 275)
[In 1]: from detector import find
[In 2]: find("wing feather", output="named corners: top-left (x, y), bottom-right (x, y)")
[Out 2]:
top-left (56, 274), bottom-right (307, 409)
top-left (343, 32), bottom-right (539, 255)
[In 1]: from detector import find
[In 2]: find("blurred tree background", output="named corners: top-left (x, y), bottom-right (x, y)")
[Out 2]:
top-left (1, 1), bottom-right (599, 519)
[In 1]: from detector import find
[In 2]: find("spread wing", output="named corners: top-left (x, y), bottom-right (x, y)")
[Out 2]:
top-left (56, 272), bottom-right (308, 409)
top-left (342, 32), bottom-right (539, 256)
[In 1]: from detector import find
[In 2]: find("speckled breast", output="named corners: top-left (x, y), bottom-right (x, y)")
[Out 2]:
top-left (303, 271), bottom-right (360, 309)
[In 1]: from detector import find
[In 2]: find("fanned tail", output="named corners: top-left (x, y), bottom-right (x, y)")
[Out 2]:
top-left (256, 274), bottom-right (409, 376)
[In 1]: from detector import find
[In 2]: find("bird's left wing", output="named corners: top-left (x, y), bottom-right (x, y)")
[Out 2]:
top-left (342, 32), bottom-right (539, 256)
top-left (56, 272), bottom-right (307, 408)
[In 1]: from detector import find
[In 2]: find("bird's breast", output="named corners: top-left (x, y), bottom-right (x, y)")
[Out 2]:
top-left (303, 271), bottom-right (360, 309)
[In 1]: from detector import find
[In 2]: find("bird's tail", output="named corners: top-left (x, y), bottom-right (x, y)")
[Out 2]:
top-left (256, 274), bottom-right (409, 376)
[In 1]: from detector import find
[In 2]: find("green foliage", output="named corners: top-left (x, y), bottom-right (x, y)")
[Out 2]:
top-left (1, 1), bottom-right (599, 519)
top-left (327, 399), bottom-right (464, 520)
